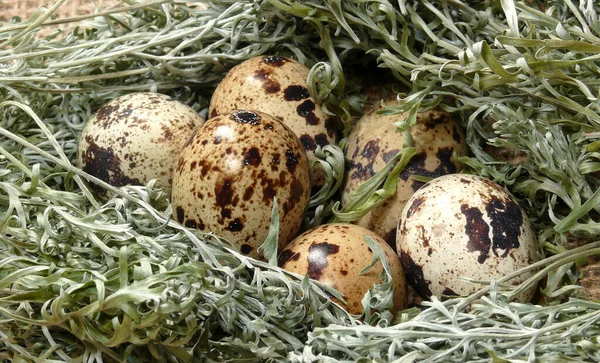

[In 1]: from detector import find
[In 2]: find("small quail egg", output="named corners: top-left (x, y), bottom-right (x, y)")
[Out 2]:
top-left (342, 101), bottom-right (467, 246)
top-left (171, 110), bottom-right (310, 260)
top-left (397, 174), bottom-right (539, 301)
top-left (209, 55), bottom-right (337, 186)
top-left (278, 223), bottom-right (407, 315)
top-left (76, 92), bottom-right (204, 196)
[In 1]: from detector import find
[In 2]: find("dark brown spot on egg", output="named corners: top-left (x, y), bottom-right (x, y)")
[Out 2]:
top-left (278, 171), bottom-right (288, 187)
top-left (442, 287), bottom-right (458, 296)
top-left (226, 218), bottom-right (244, 232)
top-left (460, 177), bottom-right (472, 184)
top-left (243, 186), bottom-right (254, 201)
top-left (406, 196), bottom-right (425, 219)
top-left (190, 161), bottom-right (197, 170)
top-left (340, 269), bottom-right (348, 276)
top-left (272, 153), bottom-right (281, 165)
top-left (307, 242), bottom-right (340, 280)
top-left (185, 219), bottom-right (197, 228)
top-left (270, 153), bottom-right (281, 171)
top-left (284, 85), bottom-right (310, 101)
top-left (116, 135), bottom-right (128, 148)
top-left (297, 100), bottom-right (319, 125)
top-left (263, 55), bottom-right (288, 66)
top-left (314, 133), bottom-right (329, 148)
top-left (231, 110), bottom-right (261, 125)
top-left (262, 179), bottom-right (277, 204)
top-left (241, 244), bottom-right (254, 255)
top-left (300, 134), bottom-right (316, 151)
top-left (159, 124), bottom-right (174, 142)
top-left (362, 140), bottom-right (380, 159)
top-left (400, 251), bottom-right (432, 299)
top-left (289, 178), bottom-right (305, 205)
top-left (244, 147), bottom-right (261, 167)
top-left (93, 104), bottom-right (120, 129)
top-left (435, 147), bottom-right (458, 174)
top-left (220, 208), bottom-right (232, 220)
top-left (461, 203), bottom-right (491, 264)
top-left (80, 136), bottom-right (142, 192)
top-left (486, 196), bottom-right (522, 257)
top-left (175, 206), bottom-right (185, 223)
top-left (264, 82), bottom-right (281, 94)
top-left (254, 69), bottom-right (281, 93)
top-left (325, 117), bottom-right (337, 138)
top-left (422, 110), bottom-right (451, 129)
top-left (199, 160), bottom-right (211, 177)
top-left (216, 178), bottom-right (235, 208)
top-left (418, 225), bottom-right (429, 248)
top-left (383, 149), bottom-right (399, 163)
top-left (401, 147), bottom-right (458, 191)
top-left (348, 160), bottom-right (375, 181)
top-left (278, 249), bottom-right (301, 266)
top-left (285, 150), bottom-right (300, 173)
top-left (452, 125), bottom-right (462, 143)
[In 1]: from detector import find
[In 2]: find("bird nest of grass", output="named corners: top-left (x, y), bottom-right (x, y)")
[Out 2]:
top-left (1, 1), bottom-right (600, 361)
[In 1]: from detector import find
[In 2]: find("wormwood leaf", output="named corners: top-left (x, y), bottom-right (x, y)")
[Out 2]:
top-left (360, 234), bottom-right (394, 325)
top-left (330, 146), bottom-right (416, 223)
top-left (308, 144), bottom-right (345, 208)
top-left (258, 198), bottom-right (279, 266)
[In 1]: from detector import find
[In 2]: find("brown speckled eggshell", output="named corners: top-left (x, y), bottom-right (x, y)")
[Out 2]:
top-left (342, 102), bottom-right (467, 246)
top-left (397, 174), bottom-right (539, 302)
top-left (76, 92), bottom-right (204, 196)
top-left (278, 223), bottom-right (407, 315)
top-left (209, 55), bottom-right (337, 186)
top-left (171, 110), bottom-right (310, 260)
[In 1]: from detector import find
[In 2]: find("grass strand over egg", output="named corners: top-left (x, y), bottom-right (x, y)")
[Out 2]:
top-left (2, 0), bottom-right (600, 361)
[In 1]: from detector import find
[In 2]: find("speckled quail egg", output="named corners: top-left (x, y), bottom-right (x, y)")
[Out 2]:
top-left (76, 92), bottom-right (204, 196)
top-left (209, 55), bottom-right (337, 186)
top-left (396, 174), bottom-right (539, 302)
top-left (171, 109), bottom-right (310, 260)
top-left (278, 223), bottom-right (407, 315)
top-left (342, 102), bottom-right (468, 246)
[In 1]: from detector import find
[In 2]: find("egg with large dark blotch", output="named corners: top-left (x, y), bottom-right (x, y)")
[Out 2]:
top-left (209, 55), bottom-right (337, 186)
top-left (76, 92), bottom-right (204, 197)
top-left (171, 110), bottom-right (310, 260)
top-left (397, 174), bottom-right (539, 302)
top-left (278, 223), bottom-right (407, 315)
top-left (342, 101), bottom-right (467, 247)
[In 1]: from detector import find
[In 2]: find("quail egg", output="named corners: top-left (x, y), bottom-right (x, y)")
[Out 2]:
top-left (171, 109), bottom-right (310, 260)
top-left (76, 92), bottom-right (204, 196)
top-left (397, 174), bottom-right (539, 301)
top-left (342, 102), bottom-right (467, 246)
top-left (279, 223), bottom-right (407, 315)
top-left (209, 55), bottom-right (337, 186)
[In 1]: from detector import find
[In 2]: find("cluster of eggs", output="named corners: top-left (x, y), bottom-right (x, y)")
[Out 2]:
top-left (77, 56), bottom-right (539, 315)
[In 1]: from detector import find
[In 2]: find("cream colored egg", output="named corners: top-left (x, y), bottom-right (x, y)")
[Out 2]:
top-left (76, 92), bottom-right (204, 196)
top-left (278, 223), bottom-right (407, 315)
top-left (209, 55), bottom-right (337, 186)
top-left (396, 174), bottom-right (539, 302)
top-left (342, 102), bottom-right (467, 245)
top-left (171, 110), bottom-right (310, 260)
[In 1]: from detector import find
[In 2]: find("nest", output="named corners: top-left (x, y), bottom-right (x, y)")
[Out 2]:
top-left (0, 0), bottom-right (120, 21)
top-left (2, 1), bottom-right (600, 361)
